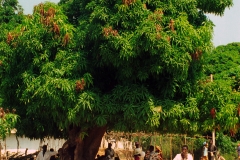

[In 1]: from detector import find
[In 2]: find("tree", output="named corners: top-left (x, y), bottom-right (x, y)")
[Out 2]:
top-left (0, 0), bottom-right (23, 24)
top-left (0, 108), bottom-right (18, 140)
top-left (0, 0), bottom-right (234, 160)
top-left (0, 0), bottom-right (22, 141)
top-left (201, 43), bottom-right (240, 137)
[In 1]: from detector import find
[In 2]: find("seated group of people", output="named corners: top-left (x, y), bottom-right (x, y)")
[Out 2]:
top-left (134, 142), bottom-right (163, 160)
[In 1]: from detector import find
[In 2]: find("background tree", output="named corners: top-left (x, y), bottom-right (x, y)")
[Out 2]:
top-left (202, 42), bottom-right (240, 136)
top-left (0, 0), bottom-right (235, 160)
top-left (0, 0), bottom-right (22, 141)
top-left (197, 42), bottom-right (240, 158)
top-left (0, 0), bottom-right (23, 24)
top-left (0, 108), bottom-right (18, 140)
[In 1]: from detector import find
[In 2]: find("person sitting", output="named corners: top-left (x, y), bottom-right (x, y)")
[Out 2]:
top-left (155, 146), bottom-right (163, 160)
top-left (50, 148), bottom-right (57, 160)
top-left (149, 145), bottom-right (162, 160)
top-left (216, 152), bottom-right (225, 160)
top-left (105, 143), bottom-right (115, 160)
top-left (144, 150), bottom-right (150, 160)
top-left (36, 145), bottom-right (57, 160)
top-left (134, 142), bottom-right (142, 160)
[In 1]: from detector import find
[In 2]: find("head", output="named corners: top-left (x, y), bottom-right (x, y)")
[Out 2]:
top-left (149, 145), bottom-right (154, 152)
top-left (181, 145), bottom-right (188, 154)
top-left (209, 140), bottom-right (213, 145)
top-left (108, 143), bottom-right (112, 148)
top-left (42, 145), bottom-right (47, 152)
top-left (135, 142), bottom-right (140, 148)
top-left (50, 148), bottom-right (54, 152)
top-left (203, 142), bottom-right (208, 147)
top-left (145, 150), bottom-right (150, 155)
top-left (181, 145), bottom-right (189, 159)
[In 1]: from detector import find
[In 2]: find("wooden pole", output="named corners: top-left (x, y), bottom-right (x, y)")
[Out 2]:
top-left (210, 74), bottom-right (216, 146)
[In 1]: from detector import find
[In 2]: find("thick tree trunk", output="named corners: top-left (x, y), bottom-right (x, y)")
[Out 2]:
top-left (60, 125), bottom-right (107, 160)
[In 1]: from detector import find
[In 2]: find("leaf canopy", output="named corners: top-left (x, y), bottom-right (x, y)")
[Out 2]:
top-left (0, 0), bottom-right (236, 139)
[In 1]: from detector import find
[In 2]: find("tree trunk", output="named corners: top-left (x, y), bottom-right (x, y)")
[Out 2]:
top-left (60, 125), bottom-right (107, 160)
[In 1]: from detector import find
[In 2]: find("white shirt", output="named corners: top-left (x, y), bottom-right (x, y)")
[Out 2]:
top-left (36, 151), bottom-right (57, 160)
top-left (173, 153), bottom-right (193, 160)
top-left (134, 148), bottom-right (142, 155)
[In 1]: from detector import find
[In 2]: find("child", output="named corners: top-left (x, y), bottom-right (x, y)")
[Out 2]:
top-left (201, 142), bottom-right (208, 160)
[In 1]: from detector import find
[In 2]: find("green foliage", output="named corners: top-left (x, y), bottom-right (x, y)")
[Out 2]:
top-left (0, 0), bottom-right (23, 24)
top-left (200, 43), bottom-right (240, 134)
top-left (0, 111), bottom-right (19, 140)
top-left (0, 0), bottom-right (234, 141)
top-left (196, 0), bottom-right (233, 16)
top-left (216, 132), bottom-right (236, 154)
top-left (0, 2), bottom-right (86, 138)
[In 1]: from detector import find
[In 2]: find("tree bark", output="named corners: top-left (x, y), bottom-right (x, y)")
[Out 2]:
top-left (60, 125), bottom-right (107, 160)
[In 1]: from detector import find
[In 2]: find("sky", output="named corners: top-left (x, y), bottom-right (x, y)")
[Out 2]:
top-left (18, 0), bottom-right (240, 47)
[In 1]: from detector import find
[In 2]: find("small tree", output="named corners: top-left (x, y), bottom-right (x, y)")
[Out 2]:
top-left (0, 108), bottom-right (18, 140)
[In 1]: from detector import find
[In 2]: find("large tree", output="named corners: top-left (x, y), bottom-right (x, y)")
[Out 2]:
top-left (0, 0), bottom-right (234, 160)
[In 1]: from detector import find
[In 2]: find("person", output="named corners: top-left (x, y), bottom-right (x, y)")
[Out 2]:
top-left (148, 145), bottom-right (162, 160)
top-left (134, 142), bottom-right (142, 160)
top-left (36, 145), bottom-right (57, 160)
top-left (144, 150), bottom-right (150, 160)
top-left (173, 145), bottom-right (193, 160)
top-left (208, 140), bottom-right (217, 160)
top-left (148, 145), bottom-right (155, 160)
top-left (155, 146), bottom-right (163, 160)
top-left (50, 148), bottom-right (57, 160)
top-left (201, 142), bottom-right (208, 160)
top-left (216, 152), bottom-right (225, 160)
top-left (56, 148), bottom-right (62, 160)
top-left (105, 143), bottom-right (115, 160)
top-left (237, 143), bottom-right (240, 159)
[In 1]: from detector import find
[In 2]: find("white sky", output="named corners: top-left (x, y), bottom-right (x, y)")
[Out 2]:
top-left (18, 0), bottom-right (240, 47)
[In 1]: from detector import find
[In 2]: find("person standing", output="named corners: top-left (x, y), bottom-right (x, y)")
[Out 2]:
top-left (208, 140), bottom-right (217, 160)
top-left (173, 145), bottom-right (193, 160)
top-left (201, 142), bottom-right (208, 160)
top-left (36, 145), bottom-right (57, 160)
top-left (105, 143), bottom-right (115, 160)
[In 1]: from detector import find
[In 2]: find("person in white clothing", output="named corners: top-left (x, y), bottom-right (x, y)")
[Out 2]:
top-left (36, 145), bottom-right (57, 160)
top-left (134, 142), bottom-right (142, 160)
top-left (173, 145), bottom-right (193, 160)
